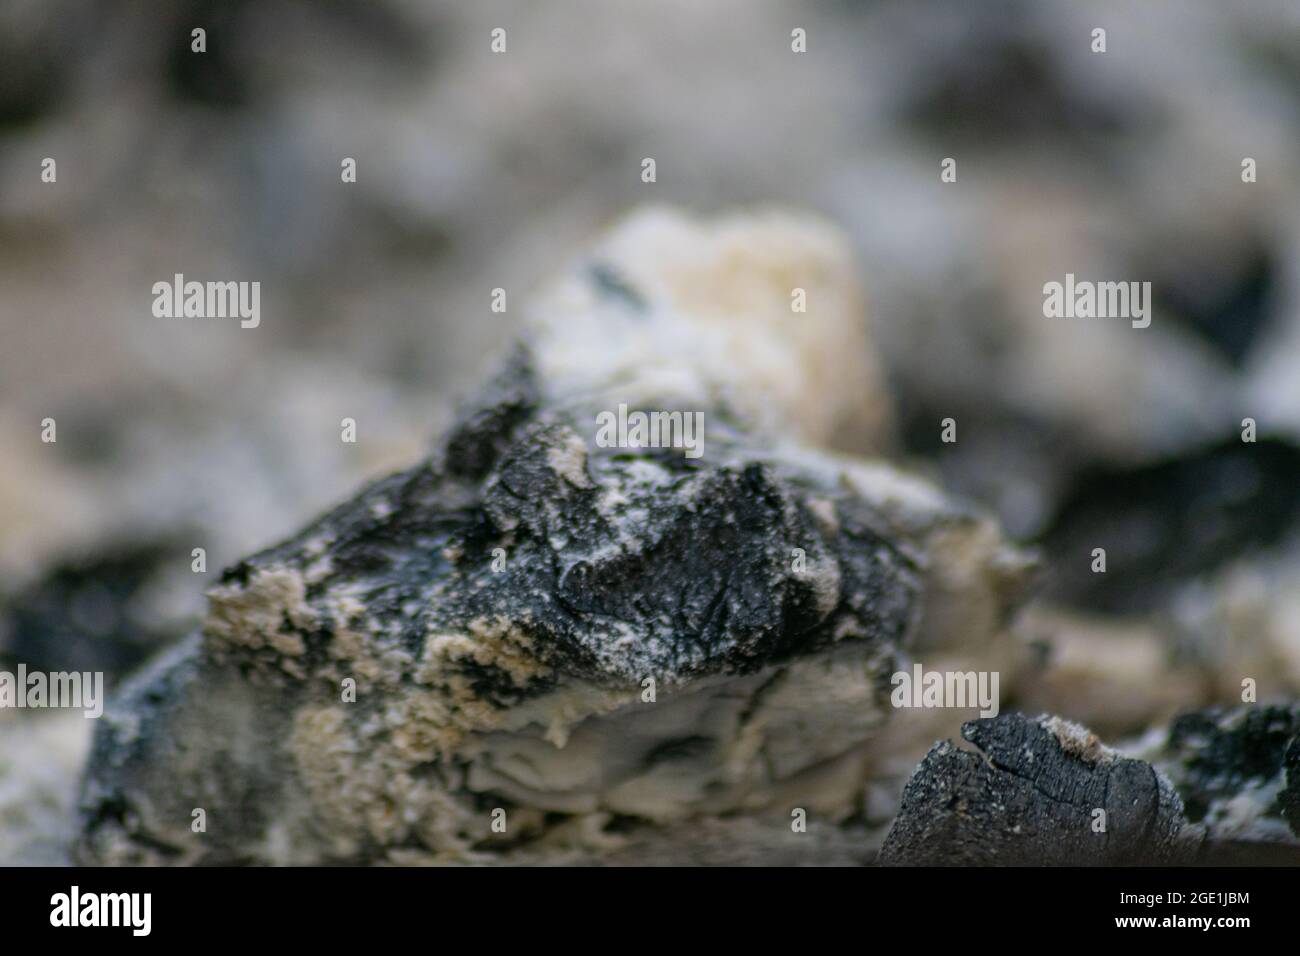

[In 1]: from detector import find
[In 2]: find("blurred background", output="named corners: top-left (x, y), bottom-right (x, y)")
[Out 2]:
top-left (3, 0), bottom-right (1300, 863)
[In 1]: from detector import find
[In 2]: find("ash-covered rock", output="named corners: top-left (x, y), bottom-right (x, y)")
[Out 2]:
top-left (879, 712), bottom-right (1193, 865)
top-left (1144, 704), bottom-right (1300, 846)
top-left (75, 209), bottom-right (1030, 865)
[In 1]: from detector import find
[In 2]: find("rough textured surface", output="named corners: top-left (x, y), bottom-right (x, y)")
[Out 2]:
top-left (74, 209), bottom-right (1030, 865)
top-left (879, 713), bottom-right (1194, 865)
top-left (1144, 704), bottom-right (1300, 846)
top-left (881, 706), bottom-right (1300, 866)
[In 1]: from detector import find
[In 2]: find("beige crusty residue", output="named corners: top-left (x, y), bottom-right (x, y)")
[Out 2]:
top-left (1041, 714), bottom-right (1117, 765)
top-left (205, 567), bottom-right (316, 676)
top-left (287, 616), bottom-right (569, 859)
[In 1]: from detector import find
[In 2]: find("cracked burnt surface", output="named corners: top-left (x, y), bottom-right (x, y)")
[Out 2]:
top-left (206, 401), bottom-right (917, 690)
top-left (879, 713), bottom-right (1192, 865)
top-left (75, 209), bottom-right (1030, 865)
top-left (882, 707), bottom-right (1300, 866)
